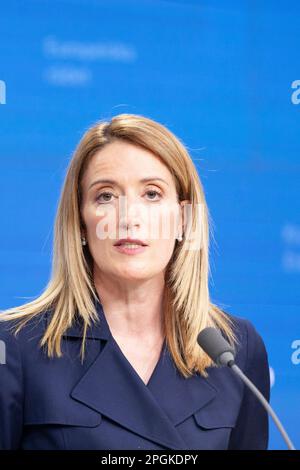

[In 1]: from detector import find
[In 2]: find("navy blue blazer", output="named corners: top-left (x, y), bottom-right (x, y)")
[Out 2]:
top-left (0, 299), bottom-right (270, 450)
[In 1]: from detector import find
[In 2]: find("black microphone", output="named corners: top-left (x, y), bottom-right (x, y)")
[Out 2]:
top-left (197, 327), bottom-right (296, 450)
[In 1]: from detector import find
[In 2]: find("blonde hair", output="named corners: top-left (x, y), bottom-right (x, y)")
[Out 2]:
top-left (0, 113), bottom-right (237, 377)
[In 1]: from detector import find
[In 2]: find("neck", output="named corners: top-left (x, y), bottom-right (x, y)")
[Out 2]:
top-left (93, 270), bottom-right (166, 341)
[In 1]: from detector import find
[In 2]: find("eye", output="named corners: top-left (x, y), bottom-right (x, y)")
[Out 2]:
top-left (145, 189), bottom-right (162, 201)
top-left (96, 192), bottom-right (115, 203)
top-left (95, 189), bottom-right (162, 204)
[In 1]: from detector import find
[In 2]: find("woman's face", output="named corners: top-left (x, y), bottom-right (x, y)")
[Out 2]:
top-left (80, 140), bottom-right (186, 282)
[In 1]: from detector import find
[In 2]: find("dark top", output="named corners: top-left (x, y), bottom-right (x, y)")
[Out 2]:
top-left (0, 298), bottom-right (270, 450)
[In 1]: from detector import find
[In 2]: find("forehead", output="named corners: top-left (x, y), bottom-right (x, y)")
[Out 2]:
top-left (82, 140), bottom-right (173, 185)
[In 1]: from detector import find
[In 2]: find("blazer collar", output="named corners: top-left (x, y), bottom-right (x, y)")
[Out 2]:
top-left (47, 298), bottom-right (218, 449)
top-left (57, 296), bottom-right (112, 340)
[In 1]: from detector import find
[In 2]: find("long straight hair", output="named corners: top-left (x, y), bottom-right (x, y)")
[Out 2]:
top-left (0, 114), bottom-right (237, 377)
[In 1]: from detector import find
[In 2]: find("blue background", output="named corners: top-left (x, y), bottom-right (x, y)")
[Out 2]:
top-left (0, 0), bottom-right (299, 450)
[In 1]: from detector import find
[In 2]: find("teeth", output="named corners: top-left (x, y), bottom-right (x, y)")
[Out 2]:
top-left (120, 244), bottom-right (141, 248)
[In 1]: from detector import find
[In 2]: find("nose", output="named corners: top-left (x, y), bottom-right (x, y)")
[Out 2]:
top-left (118, 194), bottom-right (142, 233)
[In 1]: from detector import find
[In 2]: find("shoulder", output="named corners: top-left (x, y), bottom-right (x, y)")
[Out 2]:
top-left (0, 309), bottom-right (50, 354)
top-left (224, 311), bottom-right (267, 350)
top-left (221, 311), bottom-right (270, 376)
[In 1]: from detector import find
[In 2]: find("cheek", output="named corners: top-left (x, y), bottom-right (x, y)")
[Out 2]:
top-left (149, 205), bottom-right (179, 241)
top-left (83, 204), bottom-right (110, 241)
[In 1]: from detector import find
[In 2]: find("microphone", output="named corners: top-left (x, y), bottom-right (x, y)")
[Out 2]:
top-left (197, 327), bottom-right (296, 450)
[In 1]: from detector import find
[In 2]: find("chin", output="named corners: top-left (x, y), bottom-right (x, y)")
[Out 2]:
top-left (117, 270), bottom-right (150, 281)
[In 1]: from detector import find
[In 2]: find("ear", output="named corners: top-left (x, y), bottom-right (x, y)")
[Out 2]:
top-left (80, 224), bottom-right (87, 241)
top-left (80, 213), bottom-right (87, 233)
top-left (178, 199), bottom-right (191, 236)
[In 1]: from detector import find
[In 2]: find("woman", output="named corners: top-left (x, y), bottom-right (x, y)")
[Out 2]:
top-left (0, 114), bottom-right (270, 450)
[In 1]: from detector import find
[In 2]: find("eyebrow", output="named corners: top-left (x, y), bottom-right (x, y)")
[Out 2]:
top-left (88, 177), bottom-right (169, 191)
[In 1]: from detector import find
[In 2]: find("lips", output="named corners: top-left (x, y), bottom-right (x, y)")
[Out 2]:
top-left (114, 239), bottom-right (148, 246)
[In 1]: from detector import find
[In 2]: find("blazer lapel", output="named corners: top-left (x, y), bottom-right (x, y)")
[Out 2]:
top-left (146, 346), bottom-right (218, 427)
top-left (59, 298), bottom-right (217, 449)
